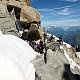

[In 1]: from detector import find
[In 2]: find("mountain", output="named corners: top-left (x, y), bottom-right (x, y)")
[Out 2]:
top-left (44, 26), bottom-right (80, 48)
top-left (0, 0), bottom-right (44, 41)
top-left (34, 35), bottom-right (80, 80)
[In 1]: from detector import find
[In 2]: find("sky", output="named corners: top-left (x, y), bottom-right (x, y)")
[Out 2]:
top-left (31, 0), bottom-right (80, 27)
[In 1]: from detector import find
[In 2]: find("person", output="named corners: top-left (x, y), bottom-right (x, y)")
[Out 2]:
top-left (39, 39), bottom-right (44, 54)
top-left (59, 36), bottom-right (63, 45)
top-left (49, 35), bottom-right (53, 41)
top-left (44, 33), bottom-right (46, 43)
top-left (29, 41), bottom-right (32, 47)
top-left (36, 43), bottom-right (40, 52)
top-left (43, 43), bottom-right (47, 64)
top-left (32, 40), bottom-right (36, 51)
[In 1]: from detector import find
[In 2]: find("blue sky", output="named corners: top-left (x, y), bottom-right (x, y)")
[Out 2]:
top-left (31, 0), bottom-right (80, 27)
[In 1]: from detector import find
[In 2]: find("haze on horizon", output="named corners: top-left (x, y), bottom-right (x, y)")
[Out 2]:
top-left (31, 0), bottom-right (80, 27)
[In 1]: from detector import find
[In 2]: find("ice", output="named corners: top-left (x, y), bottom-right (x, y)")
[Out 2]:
top-left (63, 42), bottom-right (71, 48)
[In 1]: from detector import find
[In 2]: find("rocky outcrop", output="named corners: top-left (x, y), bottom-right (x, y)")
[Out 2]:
top-left (20, 5), bottom-right (40, 23)
top-left (33, 35), bottom-right (80, 80)
top-left (33, 49), bottom-right (77, 80)
top-left (0, 0), bottom-right (44, 40)
top-left (64, 45), bottom-right (80, 75)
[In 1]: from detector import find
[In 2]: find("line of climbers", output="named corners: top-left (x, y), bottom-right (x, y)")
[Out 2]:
top-left (28, 33), bottom-right (47, 64)
top-left (28, 33), bottom-right (63, 64)
top-left (29, 39), bottom-right (45, 54)
top-left (16, 19), bottom-right (64, 63)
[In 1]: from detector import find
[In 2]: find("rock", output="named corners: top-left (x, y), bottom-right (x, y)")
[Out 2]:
top-left (38, 26), bottom-right (44, 40)
top-left (28, 30), bottom-right (40, 41)
top-left (0, 17), bottom-right (18, 35)
top-left (26, 0), bottom-right (30, 6)
top-left (68, 47), bottom-right (77, 58)
top-left (0, 0), bottom-right (44, 40)
top-left (0, 2), bottom-right (7, 18)
top-left (50, 41), bottom-right (60, 51)
top-left (20, 5), bottom-right (40, 23)
top-left (21, 23), bottom-right (44, 41)
top-left (7, 0), bottom-right (23, 8)
top-left (33, 49), bottom-right (77, 80)
top-left (28, 23), bottom-right (40, 40)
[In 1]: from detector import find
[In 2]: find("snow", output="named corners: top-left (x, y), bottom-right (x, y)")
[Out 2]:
top-left (0, 30), bottom-right (3, 35)
top-left (46, 33), bottom-right (80, 72)
top-left (46, 33), bottom-right (71, 48)
top-left (64, 50), bottom-right (80, 70)
top-left (46, 33), bottom-right (51, 38)
top-left (35, 39), bottom-right (40, 44)
top-left (46, 33), bottom-right (59, 41)
top-left (60, 45), bottom-right (63, 49)
top-left (53, 35), bottom-right (71, 48)
top-left (60, 43), bottom-right (80, 71)
top-left (53, 35), bottom-right (59, 41)
top-left (63, 42), bottom-right (71, 48)
top-left (0, 34), bottom-right (38, 80)
top-left (76, 52), bottom-right (80, 58)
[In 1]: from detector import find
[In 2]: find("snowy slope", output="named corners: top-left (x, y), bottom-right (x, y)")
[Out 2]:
top-left (47, 33), bottom-right (80, 74)
top-left (0, 34), bottom-right (38, 80)
top-left (76, 52), bottom-right (80, 59)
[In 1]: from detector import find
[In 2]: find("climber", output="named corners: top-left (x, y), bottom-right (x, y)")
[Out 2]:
top-left (36, 43), bottom-right (40, 52)
top-left (44, 43), bottom-right (47, 64)
top-left (39, 39), bottom-right (44, 54)
top-left (32, 40), bottom-right (36, 51)
top-left (59, 36), bottom-right (63, 45)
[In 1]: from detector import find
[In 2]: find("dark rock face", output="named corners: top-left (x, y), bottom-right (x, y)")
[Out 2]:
top-left (28, 30), bottom-right (40, 41)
